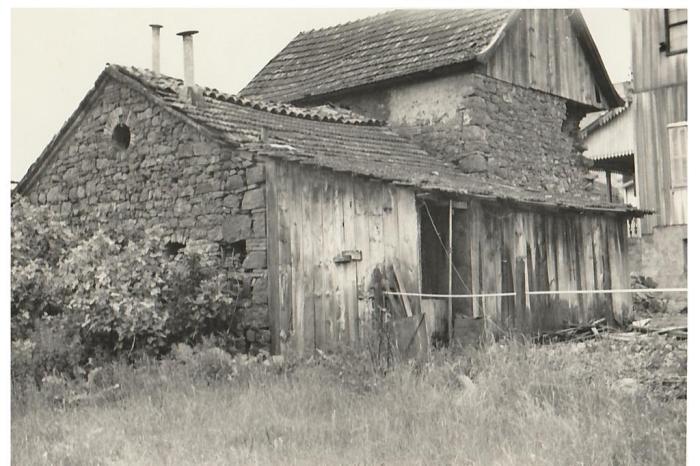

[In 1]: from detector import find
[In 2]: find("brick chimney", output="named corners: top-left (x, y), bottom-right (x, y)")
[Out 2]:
top-left (149, 24), bottom-right (163, 74)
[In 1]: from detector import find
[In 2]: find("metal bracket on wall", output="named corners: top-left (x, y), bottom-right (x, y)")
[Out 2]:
top-left (333, 250), bottom-right (363, 264)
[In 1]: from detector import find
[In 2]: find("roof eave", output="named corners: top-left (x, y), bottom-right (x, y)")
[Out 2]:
top-left (568, 9), bottom-right (625, 108)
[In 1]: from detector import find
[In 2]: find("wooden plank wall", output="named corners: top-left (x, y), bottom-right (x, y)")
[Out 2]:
top-left (633, 84), bottom-right (687, 233)
top-left (485, 9), bottom-right (606, 109)
top-left (630, 9), bottom-right (687, 92)
top-left (450, 200), bottom-right (631, 334)
top-left (266, 160), bottom-right (421, 354)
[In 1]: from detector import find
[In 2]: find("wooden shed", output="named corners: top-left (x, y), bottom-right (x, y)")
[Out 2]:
top-left (261, 148), bottom-right (639, 354)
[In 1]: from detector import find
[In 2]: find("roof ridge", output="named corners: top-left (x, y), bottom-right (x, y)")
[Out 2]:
top-left (109, 64), bottom-right (385, 127)
top-left (297, 8), bottom-right (498, 37)
top-left (298, 9), bottom-right (400, 36)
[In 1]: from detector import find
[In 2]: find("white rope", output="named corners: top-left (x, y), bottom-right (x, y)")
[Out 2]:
top-left (383, 288), bottom-right (686, 298)
top-left (527, 288), bottom-right (687, 295)
top-left (384, 291), bottom-right (516, 299)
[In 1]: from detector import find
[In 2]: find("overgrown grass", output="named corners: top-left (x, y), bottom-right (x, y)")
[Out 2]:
top-left (11, 338), bottom-right (686, 465)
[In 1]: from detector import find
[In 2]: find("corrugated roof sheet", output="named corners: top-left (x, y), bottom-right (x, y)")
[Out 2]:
top-left (239, 9), bottom-right (512, 102)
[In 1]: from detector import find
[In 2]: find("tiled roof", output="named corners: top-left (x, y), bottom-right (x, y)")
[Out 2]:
top-left (112, 66), bottom-right (640, 214)
top-left (124, 66), bottom-right (384, 126)
top-left (16, 64), bottom-right (642, 215)
top-left (239, 9), bottom-right (513, 102)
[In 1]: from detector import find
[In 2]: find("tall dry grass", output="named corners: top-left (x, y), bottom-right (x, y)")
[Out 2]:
top-left (11, 339), bottom-right (686, 465)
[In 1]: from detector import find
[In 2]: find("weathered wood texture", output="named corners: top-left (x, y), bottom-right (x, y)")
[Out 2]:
top-left (450, 200), bottom-right (631, 335)
top-left (266, 160), bottom-right (421, 354)
top-left (630, 9), bottom-right (687, 92)
top-left (633, 85), bottom-right (687, 233)
top-left (485, 9), bottom-right (608, 109)
top-left (629, 9), bottom-right (687, 233)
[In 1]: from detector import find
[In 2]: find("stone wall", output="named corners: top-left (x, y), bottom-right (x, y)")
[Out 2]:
top-left (331, 71), bottom-right (600, 198)
top-left (21, 77), bottom-right (270, 351)
top-left (628, 225), bottom-right (688, 311)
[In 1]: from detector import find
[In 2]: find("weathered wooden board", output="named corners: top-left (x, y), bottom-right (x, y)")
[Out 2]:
top-left (486, 9), bottom-right (607, 108)
top-left (633, 84), bottom-right (687, 233)
top-left (340, 175), bottom-right (359, 346)
top-left (276, 162), bottom-right (293, 353)
top-left (267, 161), bottom-right (421, 353)
top-left (395, 187), bottom-right (421, 314)
top-left (264, 160), bottom-right (280, 355)
top-left (630, 9), bottom-right (687, 92)
top-left (268, 162), bottom-right (632, 352)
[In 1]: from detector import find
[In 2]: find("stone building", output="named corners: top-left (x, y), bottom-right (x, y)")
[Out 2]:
top-left (15, 9), bottom-right (644, 354)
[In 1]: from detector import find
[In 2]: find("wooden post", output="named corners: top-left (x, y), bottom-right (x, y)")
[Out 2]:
top-left (448, 200), bottom-right (453, 343)
top-left (605, 170), bottom-right (613, 202)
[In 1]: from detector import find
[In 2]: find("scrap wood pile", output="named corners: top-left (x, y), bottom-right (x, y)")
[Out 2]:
top-left (369, 264), bottom-right (429, 362)
top-left (534, 318), bottom-right (609, 344)
top-left (629, 318), bottom-right (687, 339)
top-left (369, 264), bottom-right (414, 319)
top-left (535, 316), bottom-right (688, 345)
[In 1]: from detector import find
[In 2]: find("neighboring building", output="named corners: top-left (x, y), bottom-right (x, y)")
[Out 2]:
top-left (580, 81), bottom-right (640, 236)
top-left (15, 10), bottom-right (642, 355)
top-left (628, 9), bottom-right (687, 308)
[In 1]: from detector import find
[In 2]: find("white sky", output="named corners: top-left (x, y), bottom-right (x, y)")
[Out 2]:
top-left (10, 8), bottom-right (631, 181)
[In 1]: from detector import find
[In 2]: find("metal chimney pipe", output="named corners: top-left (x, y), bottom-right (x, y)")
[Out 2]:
top-left (176, 30), bottom-right (199, 88)
top-left (149, 24), bottom-right (163, 73)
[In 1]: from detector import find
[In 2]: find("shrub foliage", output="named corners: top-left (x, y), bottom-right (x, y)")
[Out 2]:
top-left (11, 199), bottom-right (241, 386)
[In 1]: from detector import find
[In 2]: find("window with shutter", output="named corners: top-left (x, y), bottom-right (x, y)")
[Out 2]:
top-left (668, 122), bottom-right (687, 189)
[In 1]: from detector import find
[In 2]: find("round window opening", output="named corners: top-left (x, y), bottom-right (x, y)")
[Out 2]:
top-left (112, 123), bottom-right (131, 150)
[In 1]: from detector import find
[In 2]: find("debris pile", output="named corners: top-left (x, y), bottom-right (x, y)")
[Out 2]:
top-left (534, 318), bottom-right (608, 343)
top-left (631, 274), bottom-right (668, 315)
top-left (629, 318), bottom-right (687, 339)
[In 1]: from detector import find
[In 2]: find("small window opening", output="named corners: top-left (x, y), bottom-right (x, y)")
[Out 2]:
top-left (664, 9), bottom-right (687, 55)
top-left (112, 123), bottom-right (131, 150)
top-left (165, 241), bottom-right (185, 257)
top-left (220, 240), bottom-right (247, 267)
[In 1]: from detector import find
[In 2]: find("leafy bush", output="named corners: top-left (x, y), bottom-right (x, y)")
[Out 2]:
top-left (11, 198), bottom-right (241, 383)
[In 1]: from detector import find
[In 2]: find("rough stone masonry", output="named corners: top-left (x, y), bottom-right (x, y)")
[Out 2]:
top-left (23, 77), bottom-right (271, 351)
top-left (330, 72), bottom-right (596, 198)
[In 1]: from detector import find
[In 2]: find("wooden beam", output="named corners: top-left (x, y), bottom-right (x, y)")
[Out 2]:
top-left (606, 170), bottom-right (613, 202)
top-left (448, 200), bottom-right (454, 342)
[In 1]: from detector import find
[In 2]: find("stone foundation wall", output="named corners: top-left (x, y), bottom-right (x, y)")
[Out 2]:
top-left (330, 71), bottom-right (600, 198)
top-left (628, 225), bottom-right (688, 311)
top-left (21, 77), bottom-right (270, 351)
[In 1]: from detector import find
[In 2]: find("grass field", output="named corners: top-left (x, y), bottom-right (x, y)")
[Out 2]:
top-left (11, 336), bottom-right (686, 465)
